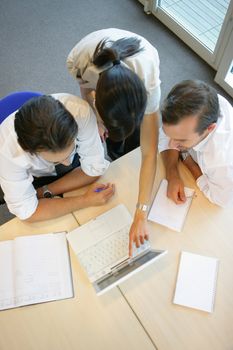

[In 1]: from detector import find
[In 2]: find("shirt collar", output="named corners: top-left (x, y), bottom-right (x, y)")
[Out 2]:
top-left (192, 131), bottom-right (213, 152)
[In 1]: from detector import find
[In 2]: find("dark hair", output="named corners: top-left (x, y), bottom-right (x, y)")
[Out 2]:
top-left (93, 37), bottom-right (147, 141)
top-left (14, 95), bottom-right (78, 153)
top-left (161, 80), bottom-right (220, 135)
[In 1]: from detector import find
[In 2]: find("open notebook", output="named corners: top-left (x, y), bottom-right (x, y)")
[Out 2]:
top-left (148, 179), bottom-right (195, 232)
top-left (0, 232), bottom-right (73, 311)
top-left (173, 251), bottom-right (219, 313)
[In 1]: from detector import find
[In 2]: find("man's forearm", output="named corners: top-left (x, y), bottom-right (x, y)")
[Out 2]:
top-left (26, 195), bottom-right (88, 222)
top-left (28, 181), bottom-right (115, 222)
top-left (37, 168), bottom-right (99, 198)
top-left (161, 149), bottom-right (180, 179)
top-left (183, 156), bottom-right (202, 180)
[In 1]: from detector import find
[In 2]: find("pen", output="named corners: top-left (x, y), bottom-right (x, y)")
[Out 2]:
top-left (94, 188), bottom-right (105, 193)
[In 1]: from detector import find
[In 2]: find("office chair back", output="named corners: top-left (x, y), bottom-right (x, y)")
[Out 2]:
top-left (0, 91), bottom-right (42, 124)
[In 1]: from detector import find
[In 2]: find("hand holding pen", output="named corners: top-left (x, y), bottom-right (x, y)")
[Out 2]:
top-left (85, 182), bottom-right (115, 206)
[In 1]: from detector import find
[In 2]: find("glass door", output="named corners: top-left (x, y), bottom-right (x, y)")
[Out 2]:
top-left (151, 0), bottom-right (233, 68)
top-left (215, 28), bottom-right (233, 97)
top-left (140, 0), bottom-right (233, 96)
top-left (157, 1), bottom-right (230, 51)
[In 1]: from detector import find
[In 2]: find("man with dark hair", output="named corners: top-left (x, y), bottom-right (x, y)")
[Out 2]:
top-left (0, 93), bottom-right (114, 222)
top-left (159, 80), bottom-right (233, 207)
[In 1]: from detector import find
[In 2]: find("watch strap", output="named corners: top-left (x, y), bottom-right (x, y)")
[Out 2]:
top-left (42, 185), bottom-right (53, 198)
top-left (180, 151), bottom-right (189, 161)
top-left (136, 203), bottom-right (149, 212)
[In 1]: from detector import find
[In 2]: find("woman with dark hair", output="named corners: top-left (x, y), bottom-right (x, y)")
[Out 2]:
top-left (67, 28), bottom-right (161, 255)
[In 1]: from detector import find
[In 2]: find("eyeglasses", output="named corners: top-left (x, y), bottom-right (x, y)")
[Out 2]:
top-left (37, 143), bottom-right (77, 166)
top-left (52, 144), bottom-right (77, 166)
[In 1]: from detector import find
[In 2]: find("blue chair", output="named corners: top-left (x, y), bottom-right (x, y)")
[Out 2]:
top-left (0, 91), bottom-right (43, 204)
top-left (0, 91), bottom-right (42, 124)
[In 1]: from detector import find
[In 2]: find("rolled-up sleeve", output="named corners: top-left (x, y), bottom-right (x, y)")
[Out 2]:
top-left (146, 85), bottom-right (161, 115)
top-left (66, 44), bottom-right (80, 80)
top-left (75, 103), bottom-right (109, 176)
top-left (196, 167), bottom-right (233, 208)
top-left (0, 156), bottom-right (38, 220)
top-left (158, 127), bottom-right (171, 153)
top-left (66, 39), bottom-right (89, 81)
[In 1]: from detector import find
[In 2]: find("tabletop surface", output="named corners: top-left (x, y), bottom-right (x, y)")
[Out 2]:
top-left (67, 147), bottom-right (233, 350)
top-left (0, 212), bottom-right (155, 350)
top-left (1, 148), bottom-right (233, 350)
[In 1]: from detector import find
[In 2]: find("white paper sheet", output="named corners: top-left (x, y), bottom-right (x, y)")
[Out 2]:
top-left (148, 179), bottom-right (195, 232)
top-left (173, 251), bottom-right (219, 312)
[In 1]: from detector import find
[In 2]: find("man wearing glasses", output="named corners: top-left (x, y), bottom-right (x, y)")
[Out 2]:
top-left (0, 94), bottom-right (114, 222)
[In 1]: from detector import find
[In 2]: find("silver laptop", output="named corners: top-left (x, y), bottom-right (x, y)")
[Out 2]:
top-left (67, 204), bottom-right (167, 295)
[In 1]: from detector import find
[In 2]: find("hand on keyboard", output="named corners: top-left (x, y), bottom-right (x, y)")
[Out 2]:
top-left (129, 211), bottom-right (149, 257)
top-left (78, 225), bottom-right (150, 279)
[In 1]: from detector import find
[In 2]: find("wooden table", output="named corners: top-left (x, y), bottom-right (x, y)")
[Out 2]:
top-left (0, 213), bottom-right (155, 350)
top-left (68, 147), bottom-right (233, 350)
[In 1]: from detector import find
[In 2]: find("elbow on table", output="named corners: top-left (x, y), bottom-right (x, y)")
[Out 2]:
top-left (21, 209), bottom-right (40, 223)
top-left (206, 192), bottom-right (233, 209)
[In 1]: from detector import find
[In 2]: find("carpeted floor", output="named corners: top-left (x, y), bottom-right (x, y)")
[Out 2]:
top-left (0, 0), bottom-right (231, 225)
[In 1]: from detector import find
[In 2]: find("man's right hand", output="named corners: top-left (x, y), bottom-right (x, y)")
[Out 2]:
top-left (167, 177), bottom-right (186, 204)
top-left (83, 182), bottom-right (115, 207)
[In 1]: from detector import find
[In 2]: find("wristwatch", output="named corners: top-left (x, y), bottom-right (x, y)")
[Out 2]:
top-left (42, 185), bottom-right (53, 198)
top-left (136, 203), bottom-right (149, 212)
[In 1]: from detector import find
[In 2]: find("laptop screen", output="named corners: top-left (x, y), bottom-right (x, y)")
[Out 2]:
top-left (94, 249), bottom-right (166, 294)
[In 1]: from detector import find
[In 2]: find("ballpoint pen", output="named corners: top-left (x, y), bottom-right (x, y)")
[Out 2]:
top-left (94, 187), bottom-right (105, 193)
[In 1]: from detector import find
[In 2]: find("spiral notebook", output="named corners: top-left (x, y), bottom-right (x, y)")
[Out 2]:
top-left (148, 179), bottom-right (195, 232)
top-left (173, 252), bottom-right (219, 313)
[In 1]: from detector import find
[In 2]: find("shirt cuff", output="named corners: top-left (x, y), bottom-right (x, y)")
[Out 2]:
top-left (196, 174), bottom-right (209, 193)
top-left (145, 85), bottom-right (161, 114)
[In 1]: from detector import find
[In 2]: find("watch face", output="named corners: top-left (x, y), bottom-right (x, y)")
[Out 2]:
top-left (43, 190), bottom-right (53, 198)
top-left (181, 151), bottom-right (189, 161)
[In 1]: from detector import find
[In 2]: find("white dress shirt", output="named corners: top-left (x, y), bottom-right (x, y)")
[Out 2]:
top-left (0, 93), bottom-right (109, 219)
top-left (159, 95), bottom-right (233, 208)
top-left (67, 28), bottom-right (161, 114)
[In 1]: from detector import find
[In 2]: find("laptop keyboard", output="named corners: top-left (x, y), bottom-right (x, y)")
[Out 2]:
top-left (78, 224), bottom-right (150, 278)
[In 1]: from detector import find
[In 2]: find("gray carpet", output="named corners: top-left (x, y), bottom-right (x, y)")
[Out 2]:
top-left (0, 0), bottom-right (232, 225)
